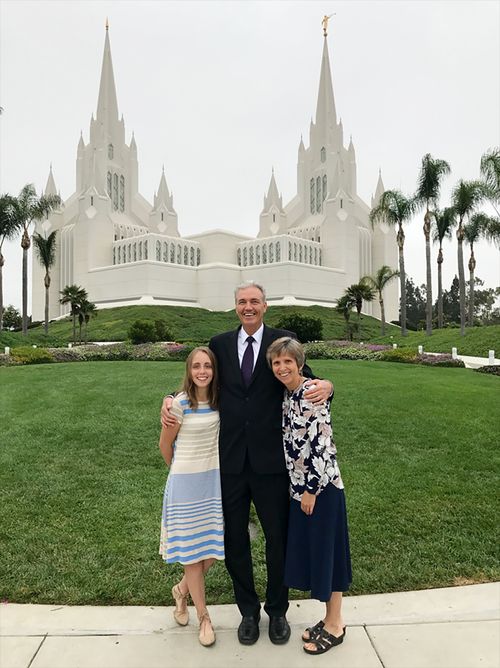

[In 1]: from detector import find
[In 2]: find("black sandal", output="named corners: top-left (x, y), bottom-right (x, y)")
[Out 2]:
top-left (303, 626), bottom-right (345, 655)
top-left (301, 620), bottom-right (324, 642)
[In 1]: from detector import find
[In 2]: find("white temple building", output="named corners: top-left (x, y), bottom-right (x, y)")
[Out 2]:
top-left (32, 25), bottom-right (398, 320)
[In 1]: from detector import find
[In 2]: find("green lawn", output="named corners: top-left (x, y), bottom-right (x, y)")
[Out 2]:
top-left (0, 360), bottom-right (498, 605)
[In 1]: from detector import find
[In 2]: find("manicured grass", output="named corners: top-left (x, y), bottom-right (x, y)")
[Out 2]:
top-left (0, 361), bottom-right (498, 605)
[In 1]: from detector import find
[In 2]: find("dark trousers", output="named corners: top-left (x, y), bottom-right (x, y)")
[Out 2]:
top-left (221, 459), bottom-right (290, 618)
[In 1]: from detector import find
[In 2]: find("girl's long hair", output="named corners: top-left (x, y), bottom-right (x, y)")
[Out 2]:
top-left (181, 346), bottom-right (219, 410)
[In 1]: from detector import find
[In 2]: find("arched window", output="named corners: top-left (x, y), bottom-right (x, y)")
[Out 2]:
top-left (177, 245), bottom-right (182, 263)
top-left (163, 243), bottom-right (168, 262)
top-left (161, 211), bottom-right (164, 221)
top-left (276, 242), bottom-right (281, 262)
top-left (319, 250), bottom-right (322, 265)
top-left (243, 247), bottom-right (248, 266)
top-left (138, 242), bottom-right (143, 261)
top-left (112, 248), bottom-right (116, 265)
top-left (310, 178), bottom-right (315, 214)
top-left (262, 245), bottom-right (267, 263)
top-left (294, 243), bottom-right (297, 261)
top-left (196, 248), bottom-right (201, 265)
top-left (119, 175), bottom-right (125, 212)
top-left (314, 247), bottom-right (318, 264)
top-left (170, 244), bottom-right (175, 263)
top-left (322, 174), bottom-right (327, 202)
top-left (299, 245), bottom-right (303, 263)
top-left (190, 247), bottom-right (195, 266)
top-left (113, 173), bottom-right (119, 210)
top-left (237, 248), bottom-right (241, 266)
top-left (288, 241), bottom-right (292, 261)
top-left (249, 246), bottom-right (254, 265)
top-left (128, 244), bottom-right (131, 262)
top-left (309, 247), bottom-right (313, 264)
top-left (118, 246), bottom-right (122, 263)
top-left (269, 243), bottom-right (274, 263)
top-left (256, 245), bottom-right (261, 265)
top-left (320, 146), bottom-right (326, 163)
top-left (108, 144), bottom-right (114, 160)
top-left (183, 246), bottom-right (188, 265)
top-left (144, 242), bottom-right (148, 260)
top-left (316, 176), bottom-right (321, 213)
top-left (133, 243), bottom-right (137, 262)
top-left (107, 172), bottom-right (112, 198)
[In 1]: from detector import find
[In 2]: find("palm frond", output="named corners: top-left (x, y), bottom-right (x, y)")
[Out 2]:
top-left (33, 231), bottom-right (57, 270)
top-left (415, 153), bottom-right (451, 209)
top-left (432, 207), bottom-right (456, 243)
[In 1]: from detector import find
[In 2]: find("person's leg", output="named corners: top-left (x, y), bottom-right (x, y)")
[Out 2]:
top-left (184, 562), bottom-right (215, 646)
top-left (249, 470), bottom-right (290, 617)
top-left (220, 470), bottom-right (260, 617)
top-left (303, 592), bottom-right (344, 651)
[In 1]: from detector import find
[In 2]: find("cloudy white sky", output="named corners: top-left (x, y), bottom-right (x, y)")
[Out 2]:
top-left (1, 0), bottom-right (499, 312)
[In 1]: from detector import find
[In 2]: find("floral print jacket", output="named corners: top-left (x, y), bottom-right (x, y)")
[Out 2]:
top-left (282, 382), bottom-right (343, 501)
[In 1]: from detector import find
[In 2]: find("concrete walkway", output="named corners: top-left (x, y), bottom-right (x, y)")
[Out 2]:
top-left (1, 583), bottom-right (498, 668)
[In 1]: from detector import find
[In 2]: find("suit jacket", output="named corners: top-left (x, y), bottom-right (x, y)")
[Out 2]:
top-left (209, 325), bottom-right (314, 475)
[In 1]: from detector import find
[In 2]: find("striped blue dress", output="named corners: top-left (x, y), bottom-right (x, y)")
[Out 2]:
top-left (159, 393), bottom-right (225, 565)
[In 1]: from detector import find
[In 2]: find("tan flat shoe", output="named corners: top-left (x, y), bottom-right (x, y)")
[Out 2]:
top-left (172, 583), bottom-right (189, 626)
top-left (198, 610), bottom-right (216, 647)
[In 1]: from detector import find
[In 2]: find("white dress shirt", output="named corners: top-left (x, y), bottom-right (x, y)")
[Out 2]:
top-left (237, 324), bottom-right (264, 371)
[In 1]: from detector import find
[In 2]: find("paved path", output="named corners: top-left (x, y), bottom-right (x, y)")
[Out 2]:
top-left (1, 583), bottom-right (498, 668)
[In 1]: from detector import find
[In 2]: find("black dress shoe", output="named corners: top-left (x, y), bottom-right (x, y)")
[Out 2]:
top-left (238, 614), bottom-right (260, 645)
top-left (269, 615), bottom-right (291, 645)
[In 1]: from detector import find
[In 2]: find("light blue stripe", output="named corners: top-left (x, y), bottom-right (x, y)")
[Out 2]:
top-left (166, 538), bottom-right (225, 555)
top-left (165, 547), bottom-right (225, 564)
top-left (183, 408), bottom-right (214, 415)
top-left (167, 529), bottom-right (224, 542)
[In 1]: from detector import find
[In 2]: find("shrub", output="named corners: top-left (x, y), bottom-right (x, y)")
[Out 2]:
top-left (419, 353), bottom-right (465, 368)
top-left (11, 347), bottom-right (54, 365)
top-left (474, 365), bottom-right (500, 376)
top-left (304, 342), bottom-right (381, 361)
top-left (128, 320), bottom-right (158, 344)
top-left (154, 320), bottom-right (174, 342)
top-left (377, 348), bottom-right (418, 364)
top-left (275, 313), bottom-right (323, 343)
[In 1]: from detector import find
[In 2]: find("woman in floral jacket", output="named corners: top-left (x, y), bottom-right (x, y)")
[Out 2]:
top-left (266, 337), bottom-right (352, 656)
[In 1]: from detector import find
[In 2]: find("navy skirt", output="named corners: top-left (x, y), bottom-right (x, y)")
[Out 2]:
top-left (284, 483), bottom-right (352, 602)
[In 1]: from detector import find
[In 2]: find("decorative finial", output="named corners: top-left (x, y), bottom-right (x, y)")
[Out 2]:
top-left (162, 163), bottom-right (165, 173)
top-left (105, 17), bottom-right (109, 31)
top-left (321, 13), bottom-right (335, 37)
top-left (50, 162), bottom-right (52, 170)
top-left (272, 165), bottom-right (274, 175)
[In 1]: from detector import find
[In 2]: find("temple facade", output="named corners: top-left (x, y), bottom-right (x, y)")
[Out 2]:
top-left (32, 26), bottom-right (398, 319)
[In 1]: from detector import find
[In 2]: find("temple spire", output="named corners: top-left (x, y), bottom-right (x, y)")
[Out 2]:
top-left (372, 168), bottom-right (385, 207)
top-left (315, 36), bottom-right (337, 136)
top-left (263, 169), bottom-right (283, 211)
top-left (44, 164), bottom-right (57, 197)
top-left (96, 23), bottom-right (119, 126)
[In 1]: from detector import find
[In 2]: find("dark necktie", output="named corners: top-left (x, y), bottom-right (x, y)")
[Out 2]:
top-left (241, 336), bottom-right (255, 386)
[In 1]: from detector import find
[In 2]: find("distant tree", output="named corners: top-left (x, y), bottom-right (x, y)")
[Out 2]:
top-left (154, 320), bottom-right (174, 342)
top-left (432, 207), bottom-right (456, 328)
top-left (405, 278), bottom-right (427, 330)
top-left (441, 276), bottom-right (460, 324)
top-left (362, 265), bottom-right (399, 335)
top-left (335, 294), bottom-right (355, 340)
top-left (60, 284), bottom-right (88, 344)
top-left (469, 278), bottom-right (500, 325)
top-left (464, 214), bottom-right (488, 327)
top-left (345, 282), bottom-right (375, 339)
top-left (451, 180), bottom-right (487, 335)
top-left (10, 184), bottom-right (60, 335)
top-left (414, 153), bottom-right (451, 336)
top-left (32, 231), bottom-right (57, 335)
top-left (275, 313), bottom-right (323, 343)
top-left (480, 147), bottom-right (500, 215)
top-left (128, 320), bottom-right (158, 344)
top-left (2, 304), bottom-right (22, 330)
top-left (0, 193), bottom-right (19, 331)
top-left (370, 190), bottom-right (416, 336)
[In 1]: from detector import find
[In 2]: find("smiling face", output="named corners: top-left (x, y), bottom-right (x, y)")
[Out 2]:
top-left (271, 353), bottom-right (303, 392)
top-left (235, 286), bottom-right (268, 335)
top-left (189, 350), bottom-right (214, 390)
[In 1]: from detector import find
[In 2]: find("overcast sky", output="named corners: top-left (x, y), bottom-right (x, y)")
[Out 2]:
top-left (1, 0), bottom-right (499, 312)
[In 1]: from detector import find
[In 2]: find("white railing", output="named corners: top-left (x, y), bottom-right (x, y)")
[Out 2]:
top-left (112, 234), bottom-right (201, 267)
top-left (236, 235), bottom-right (322, 267)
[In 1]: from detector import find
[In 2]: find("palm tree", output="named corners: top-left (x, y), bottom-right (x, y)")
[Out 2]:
top-left (60, 284), bottom-right (88, 344)
top-left (78, 299), bottom-right (98, 343)
top-left (32, 231), bottom-right (57, 335)
top-left (480, 147), bottom-right (500, 216)
top-left (11, 184), bottom-right (60, 335)
top-left (362, 265), bottom-right (399, 335)
top-left (481, 216), bottom-right (500, 246)
top-left (345, 282), bottom-right (375, 338)
top-left (464, 213), bottom-right (490, 326)
top-left (370, 190), bottom-right (416, 336)
top-left (0, 194), bottom-right (19, 331)
top-left (335, 294), bottom-right (355, 340)
top-left (451, 180), bottom-right (486, 335)
top-left (432, 207), bottom-right (456, 328)
top-left (414, 154), bottom-right (451, 336)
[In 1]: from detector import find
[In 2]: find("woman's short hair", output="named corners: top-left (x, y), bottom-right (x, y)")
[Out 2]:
top-left (266, 336), bottom-right (305, 369)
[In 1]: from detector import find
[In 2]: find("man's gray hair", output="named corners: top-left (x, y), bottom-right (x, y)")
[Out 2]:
top-left (234, 281), bottom-right (267, 302)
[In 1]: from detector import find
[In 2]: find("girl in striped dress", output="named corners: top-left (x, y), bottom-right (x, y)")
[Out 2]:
top-left (159, 346), bottom-right (224, 647)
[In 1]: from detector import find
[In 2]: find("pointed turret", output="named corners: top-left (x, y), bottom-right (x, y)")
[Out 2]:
top-left (263, 169), bottom-right (283, 212)
top-left (314, 37), bottom-right (337, 146)
top-left (150, 167), bottom-right (178, 236)
top-left (298, 136), bottom-right (305, 155)
top-left (371, 169), bottom-right (385, 207)
top-left (96, 23), bottom-right (119, 127)
top-left (45, 164), bottom-right (57, 197)
top-left (348, 135), bottom-right (355, 155)
top-left (154, 166), bottom-right (174, 210)
top-left (77, 132), bottom-right (85, 154)
top-left (258, 169), bottom-right (287, 237)
top-left (130, 132), bottom-right (137, 152)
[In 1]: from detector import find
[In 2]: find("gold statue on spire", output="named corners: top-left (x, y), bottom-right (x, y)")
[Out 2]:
top-left (321, 13), bottom-right (335, 37)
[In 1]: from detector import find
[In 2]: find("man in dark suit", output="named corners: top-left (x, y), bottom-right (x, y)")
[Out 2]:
top-left (163, 281), bottom-right (332, 645)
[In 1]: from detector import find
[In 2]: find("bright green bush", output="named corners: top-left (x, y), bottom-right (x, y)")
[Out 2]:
top-left (275, 313), bottom-right (323, 342)
top-left (128, 320), bottom-right (158, 344)
top-left (11, 347), bottom-right (54, 365)
top-left (378, 348), bottom-right (418, 364)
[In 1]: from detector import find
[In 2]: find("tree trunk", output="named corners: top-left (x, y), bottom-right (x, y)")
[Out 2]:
top-left (44, 272), bottom-right (51, 335)
top-left (397, 224), bottom-right (407, 336)
top-left (424, 209), bottom-right (433, 336)
top-left (457, 223), bottom-right (466, 336)
top-left (21, 229), bottom-right (30, 336)
top-left (379, 293), bottom-right (385, 335)
top-left (0, 252), bottom-right (4, 331)
top-left (468, 246), bottom-right (476, 327)
top-left (72, 314), bottom-right (76, 344)
top-left (437, 245), bottom-right (443, 328)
